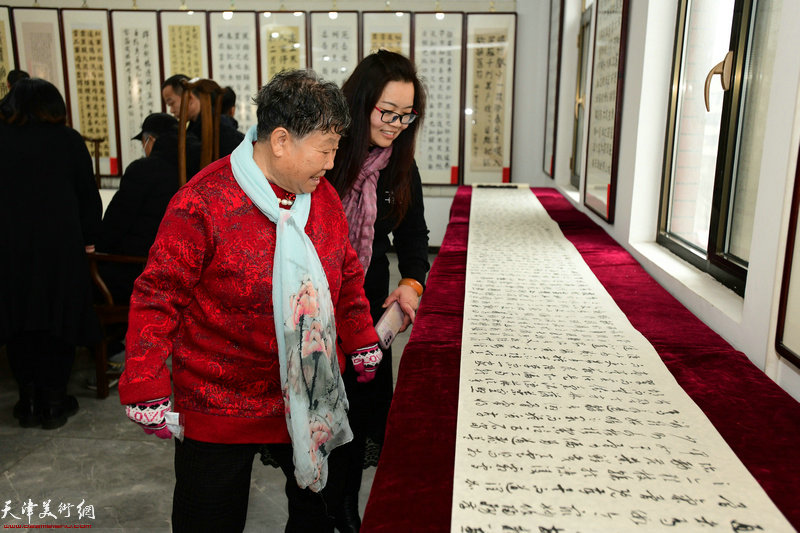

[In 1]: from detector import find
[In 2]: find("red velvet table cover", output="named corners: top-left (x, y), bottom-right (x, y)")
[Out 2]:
top-left (361, 187), bottom-right (800, 532)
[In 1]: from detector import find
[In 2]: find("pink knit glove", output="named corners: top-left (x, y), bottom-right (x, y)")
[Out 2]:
top-left (125, 397), bottom-right (173, 439)
top-left (350, 343), bottom-right (383, 383)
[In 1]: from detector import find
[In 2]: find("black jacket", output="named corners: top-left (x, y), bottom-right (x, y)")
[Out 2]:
top-left (188, 115), bottom-right (244, 160)
top-left (98, 131), bottom-right (199, 257)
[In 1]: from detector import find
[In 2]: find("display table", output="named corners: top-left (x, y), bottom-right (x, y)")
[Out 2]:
top-left (361, 186), bottom-right (800, 532)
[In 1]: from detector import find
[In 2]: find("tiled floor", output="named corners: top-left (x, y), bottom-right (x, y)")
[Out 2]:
top-left (0, 253), bottom-right (431, 531)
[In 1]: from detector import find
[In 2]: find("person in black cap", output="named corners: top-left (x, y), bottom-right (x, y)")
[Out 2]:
top-left (96, 113), bottom-right (201, 306)
top-left (6, 69), bottom-right (29, 90)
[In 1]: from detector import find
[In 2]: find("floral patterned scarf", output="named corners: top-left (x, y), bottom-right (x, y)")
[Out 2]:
top-left (231, 126), bottom-right (352, 492)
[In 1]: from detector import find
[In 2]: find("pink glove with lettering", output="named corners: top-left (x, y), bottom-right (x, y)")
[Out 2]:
top-left (125, 397), bottom-right (172, 439)
top-left (350, 343), bottom-right (383, 383)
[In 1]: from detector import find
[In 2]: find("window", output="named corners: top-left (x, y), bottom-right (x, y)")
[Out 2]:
top-left (658, 0), bottom-right (780, 295)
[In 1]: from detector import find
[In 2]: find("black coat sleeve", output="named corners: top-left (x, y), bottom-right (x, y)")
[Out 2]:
top-left (392, 161), bottom-right (430, 287)
top-left (97, 159), bottom-right (150, 253)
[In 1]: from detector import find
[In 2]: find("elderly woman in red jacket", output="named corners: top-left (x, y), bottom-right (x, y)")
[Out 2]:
top-left (118, 70), bottom-right (382, 533)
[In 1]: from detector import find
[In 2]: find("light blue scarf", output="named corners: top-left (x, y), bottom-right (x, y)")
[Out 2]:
top-left (230, 126), bottom-right (352, 492)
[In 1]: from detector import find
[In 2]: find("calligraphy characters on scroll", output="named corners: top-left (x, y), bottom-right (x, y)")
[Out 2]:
top-left (470, 29), bottom-right (508, 171)
top-left (418, 27), bottom-right (458, 176)
top-left (72, 29), bottom-right (110, 157)
top-left (120, 27), bottom-right (156, 158)
top-left (0, 24), bottom-right (9, 99)
top-left (370, 32), bottom-right (402, 55)
top-left (168, 25), bottom-right (202, 78)
top-left (266, 26), bottom-right (301, 80)
top-left (315, 27), bottom-right (352, 87)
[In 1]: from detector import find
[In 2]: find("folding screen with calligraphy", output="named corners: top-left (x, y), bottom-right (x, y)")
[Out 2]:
top-left (62, 9), bottom-right (120, 178)
top-left (584, 0), bottom-right (628, 223)
top-left (310, 11), bottom-right (359, 88)
top-left (463, 13), bottom-right (516, 184)
top-left (361, 11), bottom-right (411, 58)
top-left (259, 11), bottom-right (307, 86)
top-left (160, 11), bottom-right (209, 80)
top-left (209, 11), bottom-right (258, 133)
top-left (414, 12), bottom-right (464, 185)
top-left (111, 10), bottom-right (162, 180)
top-left (12, 8), bottom-right (66, 100)
top-left (0, 7), bottom-right (15, 101)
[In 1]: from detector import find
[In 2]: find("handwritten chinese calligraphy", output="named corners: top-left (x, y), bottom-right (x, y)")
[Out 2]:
top-left (265, 25), bottom-right (302, 80)
top-left (311, 13), bottom-right (357, 88)
top-left (2, 498), bottom-right (96, 526)
top-left (415, 17), bottom-right (462, 183)
top-left (21, 21), bottom-right (60, 86)
top-left (168, 24), bottom-right (202, 78)
top-left (72, 28), bottom-right (109, 157)
top-left (470, 29), bottom-right (508, 171)
top-left (0, 20), bottom-right (10, 100)
top-left (212, 22), bottom-right (256, 131)
top-left (451, 187), bottom-right (794, 532)
top-left (369, 32), bottom-right (402, 54)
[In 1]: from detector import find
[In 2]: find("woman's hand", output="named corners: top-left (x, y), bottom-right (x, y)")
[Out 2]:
top-left (383, 284), bottom-right (419, 333)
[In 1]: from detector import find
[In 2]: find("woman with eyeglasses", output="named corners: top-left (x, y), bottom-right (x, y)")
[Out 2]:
top-left (327, 50), bottom-right (430, 532)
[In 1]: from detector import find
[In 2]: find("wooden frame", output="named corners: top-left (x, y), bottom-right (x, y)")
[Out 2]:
top-left (12, 8), bottom-right (66, 102)
top-left (463, 12), bottom-right (517, 185)
top-left (309, 10), bottom-right (359, 87)
top-left (0, 5), bottom-right (15, 101)
top-left (110, 9), bottom-right (162, 179)
top-left (258, 10), bottom-right (308, 86)
top-left (62, 9), bottom-right (120, 178)
top-left (208, 10), bottom-right (258, 132)
top-left (159, 10), bottom-right (209, 80)
top-left (414, 11), bottom-right (464, 185)
top-left (583, 0), bottom-right (629, 223)
top-left (775, 146), bottom-right (800, 369)
top-left (543, 0), bottom-right (564, 178)
top-left (361, 10), bottom-right (412, 59)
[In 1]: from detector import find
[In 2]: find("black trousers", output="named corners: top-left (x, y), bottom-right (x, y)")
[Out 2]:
top-left (172, 438), bottom-right (347, 533)
top-left (6, 331), bottom-right (75, 391)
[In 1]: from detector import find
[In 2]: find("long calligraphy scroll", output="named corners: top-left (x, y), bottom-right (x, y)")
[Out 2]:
top-left (414, 12), bottom-right (463, 185)
top-left (0, 7), bottom-right (15, 101)
top-left (12, 8), bottom-right (66, 99)
top-left (310, 11), bottom-right (359, 88)
top-left (464, 13), bottom-right (516, 185)
top-left (259, 11), bottom-right (307, 85)
top-left (451, 186), bottom-right (794, 532)
top-left (361, 11), bottom-right (410, 58)
top-left (160, 11), bottom-right (208, 79)
top-left (584, 0), bottom-right (628, 222)
top-left (111, 10), bottom-right (161, 180)
top-left (62, 9), bottom-right (119, 178)
top-left (209, 11), bottom-right (258, 132)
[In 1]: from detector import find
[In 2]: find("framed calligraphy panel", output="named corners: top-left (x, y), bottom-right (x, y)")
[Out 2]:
top-left (583, 0), bottom-right (629, 223)
top-left (414, 12), bottom-right (464, 185)
top-left (0, 6), bottom-right (15, 101)
top-left (209, 11), bottom-right (258, 133)
top-left (543, 0), bottom-right (564, 178)
top-left (12, 8), bottom-right (66, 99)
top-left (776, 144), bottom-right (800, 370)
top-left (159, 10), bottom-right (209, 80)
top-left (463, 13), bottom-right (517, 185)
top-left (259, 10), bottom-right (307, 86)
top-left (62, 9), bottom-right (120, 179)
top-left (309, 11), bottom-right (359, 88)
top-left (111, 10), bottom-right (161, 182)
top-left (361, 11), bottom-right (411, 59)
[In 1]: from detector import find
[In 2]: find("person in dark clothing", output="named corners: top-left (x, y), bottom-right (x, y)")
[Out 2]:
top-left (0, 78), bottom-right (102, 429)
top-left (220, 85), bottom-right (241, 133)
top-left (96, 112), bottom-right (201, 304)
top-left (6, 69), bottom-right (29, 89)
top-left (161, 74), bottom-right (244, 158)
top-left (326, 51), bottom-right (430, 532)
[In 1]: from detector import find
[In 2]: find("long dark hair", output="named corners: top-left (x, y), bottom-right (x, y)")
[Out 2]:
top-left (0, 78), bottom-right (67, 126)
top-left (329, 50), bottom-right (426, 222)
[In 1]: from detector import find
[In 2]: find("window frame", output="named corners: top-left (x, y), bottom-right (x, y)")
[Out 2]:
top-left (657, 0), bottom-right (756, 296)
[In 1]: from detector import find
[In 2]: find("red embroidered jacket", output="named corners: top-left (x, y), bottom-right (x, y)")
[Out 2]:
top-left (118, 157), bottom-right (378, 444)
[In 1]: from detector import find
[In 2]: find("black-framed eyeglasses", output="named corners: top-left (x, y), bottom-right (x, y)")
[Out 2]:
top-left (374, 106), bottom-right (418, 125)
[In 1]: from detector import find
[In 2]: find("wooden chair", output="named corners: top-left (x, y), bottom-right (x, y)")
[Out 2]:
top-left (177, 78), bottom-right (223, 186)
top-left (87, 252), bottom-right (147, 399)
top-left (83, 135), bottom-right (105, 189)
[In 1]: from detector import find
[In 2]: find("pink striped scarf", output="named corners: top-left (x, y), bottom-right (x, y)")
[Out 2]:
top-left (341, 145), bottom-right (393, 274)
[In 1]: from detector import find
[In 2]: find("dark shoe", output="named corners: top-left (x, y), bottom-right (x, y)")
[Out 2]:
top-left (334, 494), bottom-right (361, 533)
top-left (41, 394), bottom-right (79, 430)
top-left (13, 383), bottom-right (41, 428)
